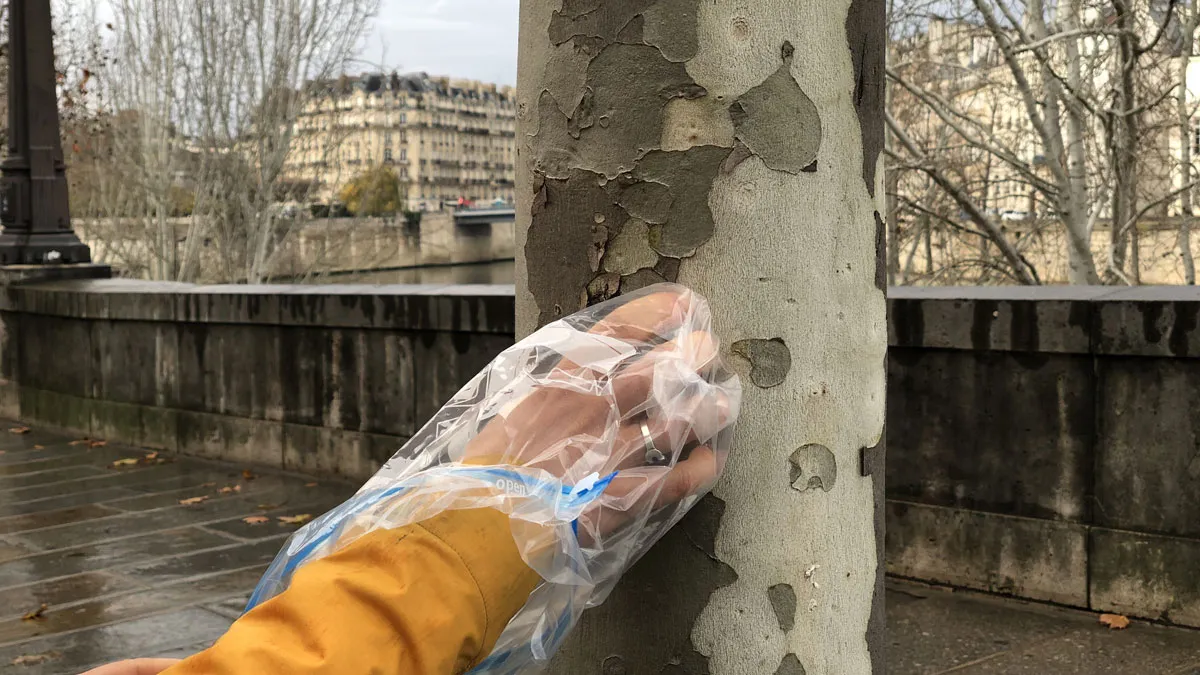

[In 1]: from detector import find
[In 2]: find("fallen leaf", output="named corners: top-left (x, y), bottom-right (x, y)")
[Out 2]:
top-left (32, 445), bottom-right (44, 451)
top-left (242, 469), bottom-right (258, 481)
top-left (21, 604), bottom-right (48, 622)
top-left (88, 440), bottom-right (107, 448)
top-left (179, 496), bottom-right (210, 506)
top-left (218, 485), bottom-right (242, 495)
top-left (1100, 613), bottom-right (1130, 630)
top-left (11, 651), bottom-right (59, 666)
top-left (257, 503), bottom-right (283, 510)
top-left (144, 452), bottom-right (159, 461)
top-left (304, 482), bottom-right (318, 488)
top-left (200, 482), bottom-right (217, 488)
top-left (8, 426), bottom-right (30, 435)
top-left (0, 450), bottom-right (5, 456)
top-left (242, 516), bottom-right (269, 525)
top-left (110, 458), bottom-right (139, 468)
top-left (68, 439), bottom-right (90, 446)
top-left (278, 514), bottom-right (313, 525)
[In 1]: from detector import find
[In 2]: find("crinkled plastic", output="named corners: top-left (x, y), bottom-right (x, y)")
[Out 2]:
top-left (245, 283), bottom-right (741, 673)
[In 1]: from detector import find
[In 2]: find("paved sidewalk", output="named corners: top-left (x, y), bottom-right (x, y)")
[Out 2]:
top-left (0, 425), bottom-right (353, 674)
top-left (888, 580), bottom-right (1200, 674)
top-left (2, 425), bottom-right (1199, 674)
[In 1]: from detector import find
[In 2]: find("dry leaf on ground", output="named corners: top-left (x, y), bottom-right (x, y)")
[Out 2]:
top-left (32, 445), bottom-right (44, 450)
top-left (242, 516), bottom-right (270, 525)
top-left (304, 482), bottom-right (318, 488)
top-left (278, 514), bottom-right (313, 525)
top-left (11, 651), bottom-right (59, 666)
top-left (111, 458), bottom-right (139, 468)
top-left (257, 503), bottom-right (283, 510)
top-left (68, 439), bottom-right (90, 446)
top-left (8, 427), bottom-right (30, 435)
top-left (179, 496), bottom-right (210, 506)
top-left (88, 440), bottom-right (107, 448)
top-left (21, 604), bottom-right (48, 622)
top-left (1099, 613), bottom-right (1130, 630)
top-left (0, 450), bottom-right (5, 456)
top-left (144, 452), bottom-right (159, 461)
top-left (242, 469), bottom-right (258, 480)
top-left (218, 485), bottom-right (242, 495)
top-left (200, 482), bottom-right (217, 488)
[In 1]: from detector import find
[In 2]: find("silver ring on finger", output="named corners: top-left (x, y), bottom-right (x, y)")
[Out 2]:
top-left (640, 421), bottom-right (668, 466)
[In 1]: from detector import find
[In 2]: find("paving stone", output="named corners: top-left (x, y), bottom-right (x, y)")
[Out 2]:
top-left (0, 528), bottom-right (233, 589)
top-left (0, 571), bottom-right (141, 622)
top-left (0, 567), bottom-right (264, 645)
top-left (0, 608), bottom-right (232, 674)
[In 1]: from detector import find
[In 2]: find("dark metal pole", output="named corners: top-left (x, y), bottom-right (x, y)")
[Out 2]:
top-left (0, 0), bottom-right (91, 264)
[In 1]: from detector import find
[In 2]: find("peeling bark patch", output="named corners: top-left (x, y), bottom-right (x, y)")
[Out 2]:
top-left (535, 43), bottom-right (705, 179)
top-left (662, 97), bottom-right (736, 152)
top-left (654, 255), bottom-right (681, 282)
top-left (601, 655), bottom-right (628, 675)
top-left (636, 146), bottom-right (732, 256)
top-left (620, 267), bottom-right (667, 294)
top-left (548, 495), bottom-right (736, 673)
top-left (730, 338), bottom-right (791, 388)
top-left (775, 654), bottom-right (808, 675)
top-left (729, 44), bottom-right (821, 174)
top-left (549, 1), bottom-right (651, 49)
top-left (604, 218), bottom-right (659, 275)
top-left (789, 444), bottom-right (837, 493)
top-left (617, 181), bottom-right (673, 224)
top-left (768, 583), bottom-right (797, 632)
top-left (587, 272), bottom-right (622, 304)
top-left (847, 0), bottom-right (885, 197)
top-left (643, 0), bottom-right (701, 62)
top-left (526, 169), bottom-right (630, 326)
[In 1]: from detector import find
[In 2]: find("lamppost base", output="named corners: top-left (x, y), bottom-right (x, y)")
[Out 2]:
top-left (0, 231), bottom-right (93, 265)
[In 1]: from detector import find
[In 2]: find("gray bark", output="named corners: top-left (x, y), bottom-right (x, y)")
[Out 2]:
top-left (516, 0), bottom-right (887, 673)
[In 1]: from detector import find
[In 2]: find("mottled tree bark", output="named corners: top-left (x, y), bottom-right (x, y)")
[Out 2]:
top-left (515, 1), bottom-right (887, 673)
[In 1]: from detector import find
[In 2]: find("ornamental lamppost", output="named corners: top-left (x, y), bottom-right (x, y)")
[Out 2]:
top-left (0, 0), bottom-right (92, 264)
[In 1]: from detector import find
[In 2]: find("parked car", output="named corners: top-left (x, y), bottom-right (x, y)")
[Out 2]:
top-left (1000, 210), bottom-right (1031, 221)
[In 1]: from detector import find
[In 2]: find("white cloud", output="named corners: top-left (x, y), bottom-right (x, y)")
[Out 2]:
top-left (364, 0), bottom-right (519, 85)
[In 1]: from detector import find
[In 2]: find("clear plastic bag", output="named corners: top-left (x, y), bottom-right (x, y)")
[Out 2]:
top-left (245, 284), bottom-right (741, 673)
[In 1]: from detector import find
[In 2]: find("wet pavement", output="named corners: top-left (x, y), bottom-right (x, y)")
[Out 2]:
top-left (0, 424), bottom-right (353, 674)
top-left (2, 425), bottom-right (1199, 674)
top-left (888, 580), bottom-right (1200, 674)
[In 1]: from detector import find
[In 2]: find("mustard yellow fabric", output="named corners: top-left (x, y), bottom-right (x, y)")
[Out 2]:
top-left (162, 508), bottom-right (540, 675)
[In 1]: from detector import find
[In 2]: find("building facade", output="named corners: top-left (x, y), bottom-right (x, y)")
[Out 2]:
top-left (285, 72), bottom-right (517, 211)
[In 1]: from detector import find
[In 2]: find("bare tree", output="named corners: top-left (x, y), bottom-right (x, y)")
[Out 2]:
top-left (887, 0), bottom-right (1185, 285)
top-left (1178, 0), bottom-right (1198, 284)
top-left (60, 0), bottom-right (379, 283)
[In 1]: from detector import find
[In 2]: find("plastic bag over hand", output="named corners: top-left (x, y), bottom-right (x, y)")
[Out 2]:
top-left (245, 283), bottom-right (742, 673)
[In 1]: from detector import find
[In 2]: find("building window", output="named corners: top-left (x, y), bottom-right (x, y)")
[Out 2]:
top-left (385, 148), bottom-right (393, 162)
top-left (400, 113), bottom-right (407, 124)
top-left (401, 149), bottom-right (407, 161)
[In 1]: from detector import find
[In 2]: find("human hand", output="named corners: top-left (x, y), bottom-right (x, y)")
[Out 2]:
top-left (461, 286), bottom-right (738, 542)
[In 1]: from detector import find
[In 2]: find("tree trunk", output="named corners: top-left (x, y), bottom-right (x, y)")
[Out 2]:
top-left (516, 1), bottom-right (887, 673)
top-left (1180, 0), bottom-right (1197, 286)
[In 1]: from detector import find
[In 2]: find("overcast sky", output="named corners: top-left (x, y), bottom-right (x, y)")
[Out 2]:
top-left (363, 0), bottom-right (519, 86)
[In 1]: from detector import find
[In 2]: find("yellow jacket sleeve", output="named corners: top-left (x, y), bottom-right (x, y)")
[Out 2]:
top-left (161, 508), bottom-right (542, 675)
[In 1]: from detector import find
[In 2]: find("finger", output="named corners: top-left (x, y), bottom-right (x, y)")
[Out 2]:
top-left (586, 288), bottom-right (696, 344)
top-left (542, 290), bottom-right (695, 380)
top-left (652, 445), bottom-right (721, 509)
top-left (580, 446), bottom-right (722, 541)
top-left (607, 390), bottom-right (733, 471)
top-left (612, 330), bottom-right (719, 415)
